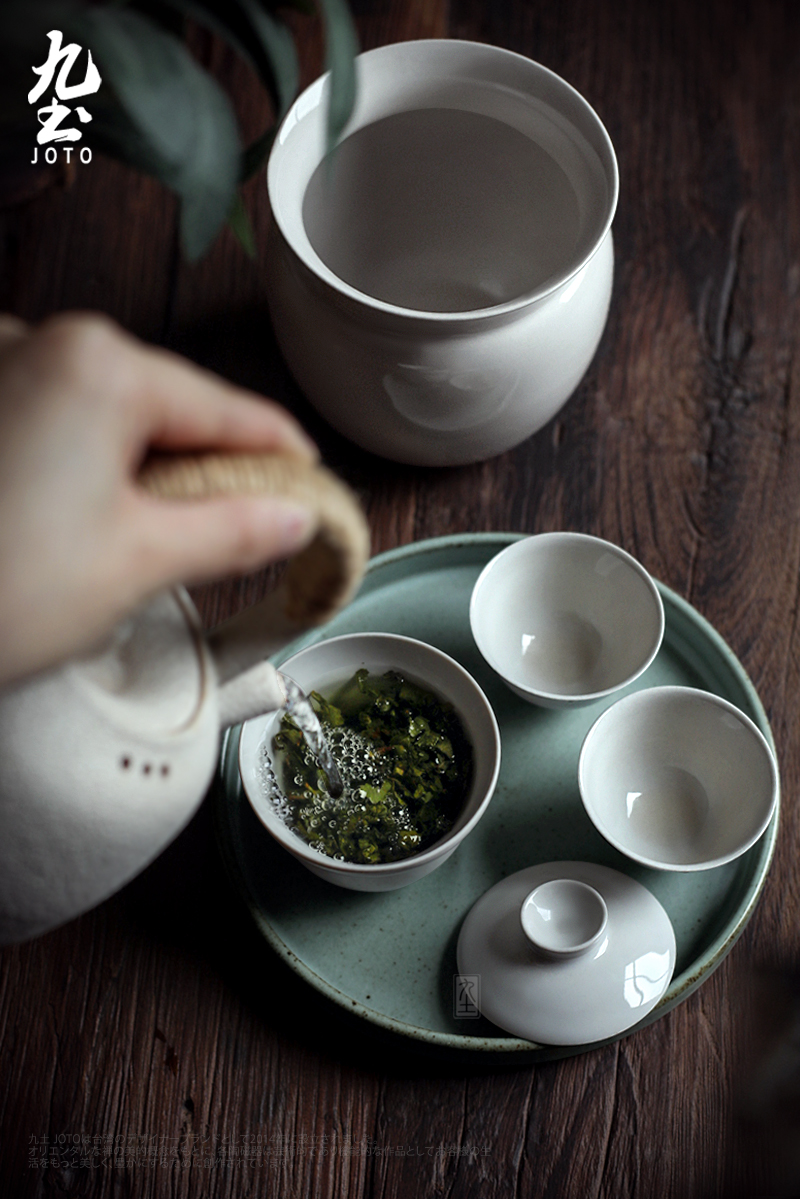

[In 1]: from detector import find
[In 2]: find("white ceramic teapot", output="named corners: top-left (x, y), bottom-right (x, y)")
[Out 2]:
top-left (0, 453), bottom-right (369, 944)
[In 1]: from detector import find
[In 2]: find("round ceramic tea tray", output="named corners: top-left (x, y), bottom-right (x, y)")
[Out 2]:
top-left (457, 861), bottom-right (676, 1045)
top-left (215, 534), bottom-right (779, 1063)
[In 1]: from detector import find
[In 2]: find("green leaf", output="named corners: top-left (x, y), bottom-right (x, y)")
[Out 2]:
top-left (149, 1), bottom-right (299, 180)
top-left (154, 0), bottom-right (299, 119)
top-left (71, 7), bottom-right (241, 260)
top-left (279, 1), bottom-right (316, 15)
top-left (316, 0), bottom-right (359, 148)
top-left (227, 191), bottom-right (256, 258)
top-left (230, 0), bottom-right (299, 179)
top-left (88, 94), bottom-right (175, 179)
top-left (235, 0), bottom-right (300, 118)
top-left (240, 125), bottom-right (276, 182)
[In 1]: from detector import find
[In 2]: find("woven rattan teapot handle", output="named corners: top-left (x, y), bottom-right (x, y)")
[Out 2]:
top-left (138, 452), bottom-right (370, 627)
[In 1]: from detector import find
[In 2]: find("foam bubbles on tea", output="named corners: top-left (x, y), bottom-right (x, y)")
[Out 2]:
top-left (262, 669), bottom-right (473, 865)
top-left (303, 107), bottom-right (581, 312)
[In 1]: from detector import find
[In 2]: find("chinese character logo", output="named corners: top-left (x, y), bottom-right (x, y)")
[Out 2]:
top-left (29, 30), bottom-right (101, 146)
top-left (453, 974), bottom-right (481, 1019)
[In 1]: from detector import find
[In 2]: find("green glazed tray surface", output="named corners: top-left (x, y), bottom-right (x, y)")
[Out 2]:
top-left (216, 534), bottom-right (779, 1062)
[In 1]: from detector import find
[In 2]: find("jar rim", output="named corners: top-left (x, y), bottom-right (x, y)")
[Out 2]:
top-left (267, 39), bottom-right (619, 324)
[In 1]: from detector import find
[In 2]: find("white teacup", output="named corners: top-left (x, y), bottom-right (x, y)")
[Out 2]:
top-left (469, 534), bottom-right (665, 708)
top-left (266, 39), bottom-right (618, 466)
top-left (578, 687), bottom-right (779, 871)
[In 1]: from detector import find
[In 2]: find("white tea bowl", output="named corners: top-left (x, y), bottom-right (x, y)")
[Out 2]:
top-left (578, 686), bottom-right (779, 871)
top-left (238, 633), bottom-right (501, 891)
top-left (469, 533), bottom-right (665, 707)
top-left (266, 39), bottom-right (618, 466)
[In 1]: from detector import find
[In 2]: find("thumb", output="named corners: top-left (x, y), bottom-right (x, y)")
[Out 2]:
top-left (133, 494), bottom-right (317, 589)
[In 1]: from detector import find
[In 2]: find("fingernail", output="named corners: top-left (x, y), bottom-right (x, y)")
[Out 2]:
top-left (289, 430), bottom-right (320, 461)
top-left (270, 500), bottom-right (316, 552)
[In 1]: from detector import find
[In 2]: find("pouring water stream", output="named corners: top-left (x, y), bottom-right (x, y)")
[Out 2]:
top-left (279, 674), bottom-right (344, 799)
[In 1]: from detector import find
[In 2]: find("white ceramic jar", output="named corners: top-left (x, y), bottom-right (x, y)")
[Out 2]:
top-left (266, 39), bottom-right (618, 466)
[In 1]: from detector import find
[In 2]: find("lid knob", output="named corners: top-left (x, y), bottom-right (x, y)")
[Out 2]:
top-left (520, 878), bottom-right (608, 960)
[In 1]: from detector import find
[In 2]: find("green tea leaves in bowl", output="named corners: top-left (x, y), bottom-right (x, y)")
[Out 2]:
top-left (272, 669), bottom-right (473, 864)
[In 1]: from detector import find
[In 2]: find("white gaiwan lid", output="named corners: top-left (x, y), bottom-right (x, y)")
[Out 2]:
top-left (457, 861), bottom-right (676, 1045)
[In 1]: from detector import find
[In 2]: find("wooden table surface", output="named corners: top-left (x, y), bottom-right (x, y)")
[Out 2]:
top-left (2, 1), bottom-right (800, 1196)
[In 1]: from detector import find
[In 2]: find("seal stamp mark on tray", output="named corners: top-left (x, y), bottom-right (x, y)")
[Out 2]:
top-left (216, 534), bottom-right (779, 1062)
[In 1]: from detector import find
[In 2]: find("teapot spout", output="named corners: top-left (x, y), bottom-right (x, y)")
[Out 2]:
top-left (208, 592), bottom-right (306, 685)
top-left (207, 592), bottom-right (303, 728)
top-left (216, 657), bottom-right (288, 729)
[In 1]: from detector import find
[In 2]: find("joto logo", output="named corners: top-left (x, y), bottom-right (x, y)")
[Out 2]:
top-left (29, 30), bottom-right (101, 165)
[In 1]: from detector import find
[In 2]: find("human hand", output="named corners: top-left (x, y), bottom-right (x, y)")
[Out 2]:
top-left (0, 312), bottom-right (319, 688)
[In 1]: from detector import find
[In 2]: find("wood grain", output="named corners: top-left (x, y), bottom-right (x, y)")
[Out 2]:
top-left (2, 0), bottom-right (800, 1195)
